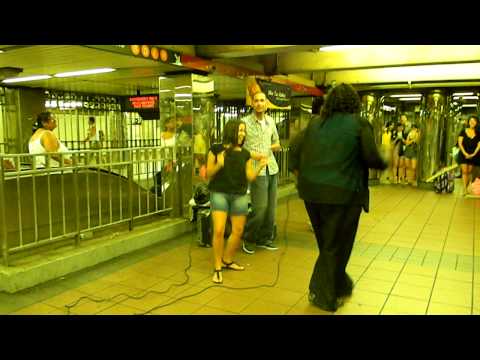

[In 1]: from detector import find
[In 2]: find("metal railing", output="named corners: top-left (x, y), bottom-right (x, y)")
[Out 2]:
top-left (0, 147), bottom-right (185, 266)
top-left (275, 147), bottom-right (294, 185)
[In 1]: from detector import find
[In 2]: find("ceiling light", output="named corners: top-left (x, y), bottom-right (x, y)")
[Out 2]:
top-left (159, 89), bottom-right (172, 93)
top-left (175, 85), bottom-right (192, 89)
top-left (453, 96), bottom-right (478, 100)
top-left (452, 92), bottom-right (474, 96)
top-left (390, 94), bottom-right (422, 98)
top-left (462, 104), bottom-right (477, 108)
top-left (2, 75), bottom-right (52, 83)
top-left (174, 93), bottom-right (192, 98)
top-left (320, 45), bottom-right (368, 52)
top-left (54, 68), bottom-right (115, 78)
top-left (0, 50), bottom-right (4, 53)
top-left (399, 98), bottom-right (422, 101)
top-left (158, 76), bottom-right (166, 80)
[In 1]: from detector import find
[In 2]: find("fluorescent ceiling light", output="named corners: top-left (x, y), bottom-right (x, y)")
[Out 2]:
top-left (175, 85), bottom-right (192, 89)
top-left (0, 50), bottom-right (4, 53)
top-left (320, 45), bottom-right (368, 52)
top-left (390, 94), bottom-right (422, 98)
top-left (175, 99), bottom-right (192, 102)
top-left (462, 104), bottom-right (477, 107)
top-left (54, 68), bottom-right (115, 78)
top-left (452, 92), bottom-right (474, 96)
top-left (399, 98), bottom-right (422, 101)
top-left (159, 89), bottom-right (172, 93)
top-left (2, 75), bottom-right (52, 83)
top-left (174, 93), bottom-right (192, 98)
top-left (453, 96), bottom-right (478, 100)
top-left (158, 76), bottom-right (166, 80)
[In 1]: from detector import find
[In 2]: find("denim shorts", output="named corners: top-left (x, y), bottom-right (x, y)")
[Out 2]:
top-left (210, 192), bottom-right (249, 216)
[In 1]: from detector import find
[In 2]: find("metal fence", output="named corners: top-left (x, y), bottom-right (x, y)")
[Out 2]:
top-left (0, 147), bottom-right (184, 265)
top-left (275, 147), bottom-right (294, 185)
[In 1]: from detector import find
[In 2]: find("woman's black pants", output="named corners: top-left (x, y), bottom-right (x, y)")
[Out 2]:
top-left (304, 201), bottom-right (362, 308)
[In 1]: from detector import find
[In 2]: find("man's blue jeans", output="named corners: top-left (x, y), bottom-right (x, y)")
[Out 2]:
top-left (244, 170), bottom-right (278, 245)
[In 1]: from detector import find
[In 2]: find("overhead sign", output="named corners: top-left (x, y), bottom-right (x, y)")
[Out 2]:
top-left (246, 77), bottom-right (291, 110)
top-left (126, 95), bottom-right (158, 110)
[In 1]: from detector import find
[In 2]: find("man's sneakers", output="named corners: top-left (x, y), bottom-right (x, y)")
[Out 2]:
top-left (242, 241), bottom-right (279, 254)
top-left (242, 241), bottom-right (256, 254)
top-left (257, 242), bottom-right (279, 251)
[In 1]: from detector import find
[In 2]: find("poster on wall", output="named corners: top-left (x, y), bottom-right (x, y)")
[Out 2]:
top-left (246, 77), bottom-right (291, 110)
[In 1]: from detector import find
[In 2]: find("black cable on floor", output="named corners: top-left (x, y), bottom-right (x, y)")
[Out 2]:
top-left (64, 193), bottom-right (293, 315)
top-left (64, 228), bottom-right (195, 315)
top-left (137, 193), bottom-right (293, 315)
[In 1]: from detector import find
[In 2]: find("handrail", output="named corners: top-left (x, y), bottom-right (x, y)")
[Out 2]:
top-left (0, 146), bottom-right (188, 265)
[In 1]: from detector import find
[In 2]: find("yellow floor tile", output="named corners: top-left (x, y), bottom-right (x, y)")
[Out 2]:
top-left (241, 298), bottom-right (290, 315)
top-left (355, 278), bottom-right (394, 294)
top-left (436, 270), bottom-right (473, 283)
top-left (149, 300), bottom-right (204, 315)
top-left (118, 273), bottom-right (164, 290)
top-left (97, 303), bottom-right (143, 315)
top-left (121, 292), bottom-right (173, 312)
top-left (430, 287), bottom-right (472, 308)
top-left (381, 295), bottom-right (428, 315)
top-left (258, 287), bottom-right (305, 307)
top-left (391, 282), bottom-right (432, 301)
top-left (206, 292), bottom-right (256, 313)
top-left (42, 289), bottom-right (90, 308)
top-left (401, 264), bottom-right (437, 277)
top-left (192, 305), bottom-right (237, 315)
top-left (334, 302), bottom-right (381, 315)
top-left (69, 298), bottom-right (118, 315)
top-left (427, 302), bottom-right (472, 315)
top-left (363, 268), bottom-right (400, 282)
top-left (94, 284), bottom-right (144, 303)
top-left (349, 289), bottom-right (388, 307)
top-left (173, 286), bottom-right (224, 305)
top-left (13, 302), bottom-right (64, 315)
top-left (433, 278), bottom-right (472, 291)
top-left (72, 279), bottom-right (115, 295)
top-left (286, 297), bottom-right (334, 315)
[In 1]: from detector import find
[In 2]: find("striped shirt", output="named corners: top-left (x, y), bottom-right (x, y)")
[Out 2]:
top-left (242, 113), bottom-right (279, 176)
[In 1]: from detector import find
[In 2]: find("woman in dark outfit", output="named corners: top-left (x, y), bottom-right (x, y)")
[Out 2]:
top-left (289, 84), bottom-right (387, 312)
top-left (457, 115), bottom-right (480, 195)
top-left (207, 119), bottom-right (267, 284)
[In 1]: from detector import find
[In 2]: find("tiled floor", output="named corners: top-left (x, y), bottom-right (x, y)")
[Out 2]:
top-left (1, 183), bottom-right (479, 315)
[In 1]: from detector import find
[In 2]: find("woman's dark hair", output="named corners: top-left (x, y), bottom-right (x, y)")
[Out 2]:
top-left (468, 115), bottom-right (479, 126)
top-left (320, 83), bottom-right (361, 120)
top-left (88, 116), bottom-right (95, 124)
top-left (32, 112), bottom-right (52, 133)
top-left (223, 119), bottom-right (245, 148)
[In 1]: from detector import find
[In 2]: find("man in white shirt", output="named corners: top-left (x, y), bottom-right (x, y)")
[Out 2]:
top-left (242, 92), bottom-right (281, 254)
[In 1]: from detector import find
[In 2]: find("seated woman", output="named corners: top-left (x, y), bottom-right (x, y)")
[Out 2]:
top-left (29, 112), bottom-right (72, 168)
top-left (207, 119), bottom-right (267, 284)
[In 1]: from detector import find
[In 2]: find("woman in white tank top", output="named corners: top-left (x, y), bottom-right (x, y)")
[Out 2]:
top-left (29, 112), bottom-right (72, 167)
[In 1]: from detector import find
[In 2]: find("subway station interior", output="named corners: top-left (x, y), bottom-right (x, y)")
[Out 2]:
top-left (0, 45), bottom-right (479, 315)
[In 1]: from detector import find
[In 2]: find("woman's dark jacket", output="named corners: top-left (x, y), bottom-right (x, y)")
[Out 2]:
top-left (288, 113), bottom-right (387, 212)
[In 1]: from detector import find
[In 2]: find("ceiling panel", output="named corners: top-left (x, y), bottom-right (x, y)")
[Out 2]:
top-left (0, 45), bottom-right (181, 96)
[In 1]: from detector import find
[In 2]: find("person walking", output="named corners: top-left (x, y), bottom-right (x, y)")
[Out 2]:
top-left (289, 83), bottom-right (387, 312)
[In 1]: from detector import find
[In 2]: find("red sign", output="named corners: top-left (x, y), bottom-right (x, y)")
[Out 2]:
top-left (128, 96), bottom-right (158, 109)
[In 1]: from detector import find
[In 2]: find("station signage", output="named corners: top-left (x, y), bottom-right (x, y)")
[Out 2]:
top-left (246, 77), bottom-right (291, 110)
top-left (125, 95), bottom-right (158, 110)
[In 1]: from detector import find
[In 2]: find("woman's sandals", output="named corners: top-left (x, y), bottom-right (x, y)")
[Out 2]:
top-left (222, 259), bottom-right (245, 271)
top-left (212, 269), bottom-right (223, 284)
